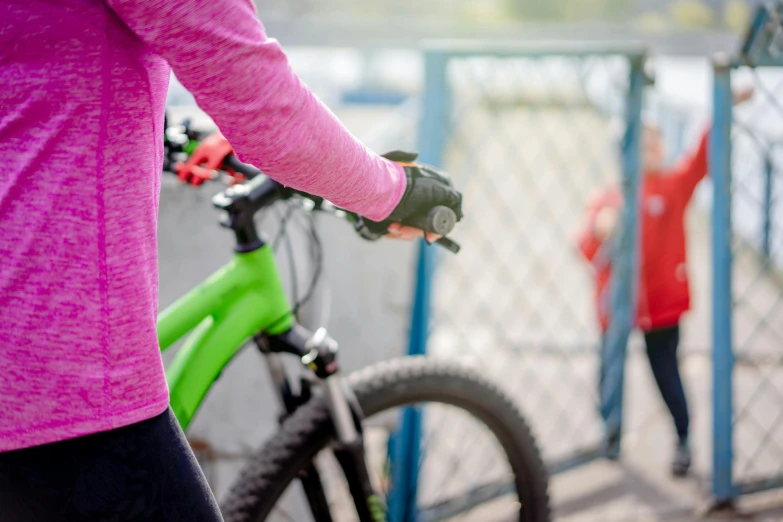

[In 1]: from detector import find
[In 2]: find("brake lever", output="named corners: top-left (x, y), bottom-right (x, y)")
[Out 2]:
top-left (353, 218), bottom-right (460, 253)
top-left (433, 237), bottom-right (461, 254)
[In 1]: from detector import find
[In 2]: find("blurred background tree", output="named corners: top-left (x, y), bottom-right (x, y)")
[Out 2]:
top-left (255, 0), bottom-right (762, 32)
top-left (506, 0), bottom-right (632, 21)
top-left (561, 0), bottom-right (632, 21)
top-left (669, 0), bottom-right (716, 28)
top-left (458, 0), bottom-right (512, 24)
top-left (724, 0), bottom-right (751, 33)
top-left (633, 11), bottom-right (671, 31)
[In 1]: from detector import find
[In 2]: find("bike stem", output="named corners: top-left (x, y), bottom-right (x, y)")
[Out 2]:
top-left (256, 324), bottom-right (387, 522)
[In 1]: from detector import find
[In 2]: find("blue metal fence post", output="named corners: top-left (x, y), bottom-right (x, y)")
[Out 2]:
top-left (762, 149), bottom-right (773, 263)
top-left (711, 57), bottom-right (735, 504)
top-left (601, 54), bottom-right (645, 458)
top-left (388, 49), bottom-right (450, 522)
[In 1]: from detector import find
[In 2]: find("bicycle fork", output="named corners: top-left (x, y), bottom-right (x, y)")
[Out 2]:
top-left (257, 326), bottom-right (386, 522)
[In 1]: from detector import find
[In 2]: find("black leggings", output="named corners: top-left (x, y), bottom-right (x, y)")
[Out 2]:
top-left (600, 324), bottom-right (690, 442)
top-left (0, 408), bottom-right (223, 522)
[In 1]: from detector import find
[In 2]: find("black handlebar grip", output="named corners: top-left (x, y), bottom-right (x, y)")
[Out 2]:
top-left (405, 206), bottom-right (457, 236)
top-left (222, 154), bottom-right (262, 179)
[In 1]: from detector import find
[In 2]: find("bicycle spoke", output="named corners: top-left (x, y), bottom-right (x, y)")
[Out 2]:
top-left (426, 421), bottom-right (490, 504)
top-left (413, 404), bottom-right (513, 520)
top-left (417, 479), bottom-right (516, 521)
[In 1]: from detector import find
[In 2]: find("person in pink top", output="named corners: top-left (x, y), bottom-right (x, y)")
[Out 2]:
top-left (0, 0), bottom-right (463, 520)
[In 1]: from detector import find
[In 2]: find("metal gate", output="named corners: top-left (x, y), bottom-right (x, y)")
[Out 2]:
top-left (392, 42), bottom-right (647, 517)
top-left (710, 3), bottom-right (783, 504)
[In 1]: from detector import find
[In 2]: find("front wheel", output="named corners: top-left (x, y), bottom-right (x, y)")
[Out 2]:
top-left (221, 357), bottom-right (551, 522)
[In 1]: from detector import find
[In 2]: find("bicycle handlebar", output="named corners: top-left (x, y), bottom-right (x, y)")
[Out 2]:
top-left (217, 154), bottom-right (459, 253)
top-left (404, 206), bottom-right (458, 237)
top-left (222, 154), bottom-right (262, 179)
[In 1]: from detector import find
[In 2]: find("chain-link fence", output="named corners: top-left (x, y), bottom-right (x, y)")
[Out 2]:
top-left (710, 4), bottom-right (783, 502)
top-left (399, 44), bottom-right (646, 494)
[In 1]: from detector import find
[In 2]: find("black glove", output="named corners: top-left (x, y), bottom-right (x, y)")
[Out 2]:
top-left (358, 151), bottom-right (463, 240)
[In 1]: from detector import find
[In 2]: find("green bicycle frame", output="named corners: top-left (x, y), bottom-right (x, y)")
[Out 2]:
top-left (157, 245), bottom-right (293, 430)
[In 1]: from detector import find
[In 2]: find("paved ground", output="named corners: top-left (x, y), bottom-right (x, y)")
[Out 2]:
top-left (551, 458), bottom-right (783, 521)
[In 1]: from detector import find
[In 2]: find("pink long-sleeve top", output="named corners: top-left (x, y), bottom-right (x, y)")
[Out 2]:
top-left (0, 0), bottom-right (406, 451)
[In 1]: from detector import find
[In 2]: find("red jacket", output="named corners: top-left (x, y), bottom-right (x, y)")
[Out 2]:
top-left (577, 131), bottom-right (709, 332)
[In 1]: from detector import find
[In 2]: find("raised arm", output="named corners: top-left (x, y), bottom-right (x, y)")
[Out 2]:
top-left (106, 0), bottom-right (405, 221)
top-left (670, 87), bottom-right (755, 203)
top-left (670, 128), bottom-right (709, 202)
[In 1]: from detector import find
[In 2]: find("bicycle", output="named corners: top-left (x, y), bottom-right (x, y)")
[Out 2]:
top-left (160, 121), bottom-right (551, 521)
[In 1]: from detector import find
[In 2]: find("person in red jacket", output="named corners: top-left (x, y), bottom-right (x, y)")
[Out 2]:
top-left (577, 88), bottom-right (753, 476)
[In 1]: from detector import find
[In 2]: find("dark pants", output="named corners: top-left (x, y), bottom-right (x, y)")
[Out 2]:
top-left (0, 408), bottom-right (223, 522)
top-left (600, 324), bottom-right (690, 442)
